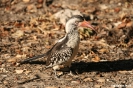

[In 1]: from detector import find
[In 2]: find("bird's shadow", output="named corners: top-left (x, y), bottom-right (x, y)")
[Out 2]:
top-left (18, 59), bottom-right (133, 85)
top-left (25, 59), bottom-right (133, 74)
top-left (71, 59), bottom-right (133, 74)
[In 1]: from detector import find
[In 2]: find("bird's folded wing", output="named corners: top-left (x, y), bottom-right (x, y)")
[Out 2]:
top-left (46, 35), bottom-right (73, 67)
top-left (46, 47), bottom-right (73, 67)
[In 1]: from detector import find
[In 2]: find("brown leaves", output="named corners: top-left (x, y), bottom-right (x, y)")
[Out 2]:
top-left (83, 77), bottom-right (93, 82)
top-left (98, 49), bottom-right (109, 54)
top-left (7, 54), bottom-right (27, 64)
top-left (0, 0), bottom-right (133, 88)
top-left (0, 27), bottom-right (9, 37)
top-left (71, 80), bottom-right (80, 84)
top-left (14, 21), bottom-right (25, 28)
top-left (117, 22), bottom-right (126, 29)
top-left (116, 13), bottom-right (133, 29)
top-left (126, 21), bottom-right (133, 27)
top-left (26, 4), bottom-right (37, 13)
top-left (12, 30), bottom-right (24, 38)
top-left (15, 69), bottom-right (31, 74)
top-left (23, 0), bottom-right (30, 3)
top-left (114, 7), bottom-right (121, 13)
top-left (7, 58), bottom-right (17, 63)
top-left (96, 77), bottom-right (105, 83)
top-left (91, 55), bottom-right (100, 62)
top-left (15, 69), bottom-right (24, 74)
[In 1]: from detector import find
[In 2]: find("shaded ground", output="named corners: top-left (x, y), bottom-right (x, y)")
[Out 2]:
top-left (0, 0), bottom-right (133, 88)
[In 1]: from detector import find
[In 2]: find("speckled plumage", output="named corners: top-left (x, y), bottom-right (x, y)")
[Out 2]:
top-left (46, 30), bottom-right (80, 68)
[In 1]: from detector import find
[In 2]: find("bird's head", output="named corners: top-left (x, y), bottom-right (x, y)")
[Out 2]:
top-left (65, 15), bottom-right (94, 33)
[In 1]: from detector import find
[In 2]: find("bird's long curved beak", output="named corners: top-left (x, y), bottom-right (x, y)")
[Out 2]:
top-left (78, 21), bottom-right (95, 30)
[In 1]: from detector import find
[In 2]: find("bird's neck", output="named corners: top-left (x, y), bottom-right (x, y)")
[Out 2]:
top-left (66, 29), bottom-right (80, 48)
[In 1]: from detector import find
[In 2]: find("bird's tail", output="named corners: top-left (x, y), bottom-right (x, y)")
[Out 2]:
top-left (18, 53), bottom-right (46, 65)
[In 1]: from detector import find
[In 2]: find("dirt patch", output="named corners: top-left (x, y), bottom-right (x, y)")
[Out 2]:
top-left (0, 0), bottom-right (133, 88)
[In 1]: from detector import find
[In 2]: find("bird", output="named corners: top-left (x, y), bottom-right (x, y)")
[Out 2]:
top-left (19, 15), bottom-right (94, 78)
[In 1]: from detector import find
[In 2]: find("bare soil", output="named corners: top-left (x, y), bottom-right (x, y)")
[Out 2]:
top-left (0, 0), bottom-right (133, 88)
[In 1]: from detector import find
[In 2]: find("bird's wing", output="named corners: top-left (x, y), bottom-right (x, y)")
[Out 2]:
top-left (46, 36), bottom-right (73, 67)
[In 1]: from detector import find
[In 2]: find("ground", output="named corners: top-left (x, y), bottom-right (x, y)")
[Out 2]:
top-left (0, 0), bottom-right (133, 88)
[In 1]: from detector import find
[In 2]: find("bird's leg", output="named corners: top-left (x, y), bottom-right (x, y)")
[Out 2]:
top-left (53, 70), bottom-right (60, 78)
top-left (68, 66), bottom-right (73, 76)
top-left (44, 65), bottom-right (60, 78)
top-left (61, 62), bottom-right (73, 76)
top-left (53, 65), bottom-right (63, 78)
top-left (67, 64), bottom-right (76, 76)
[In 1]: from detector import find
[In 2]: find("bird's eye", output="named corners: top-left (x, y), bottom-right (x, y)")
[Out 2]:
top-left (75, 21), bottom-right (79, 25)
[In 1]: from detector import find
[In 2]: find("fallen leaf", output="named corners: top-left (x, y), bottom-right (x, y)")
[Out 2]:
top-left (92, 56), bottom-right (100, 62)
top-left (0, 61), bottom-right (3, 65)
top-left (38, 0), bottom-right (43, 3)
top-left (95, 39), bottom-right (109, 47)
top-left (33, 35), bottom-right (37, 40)
top-left (0, 68), bottom-right (8, 73)
top-left (14, 21), bottom-right (24, 28)
top-left (15, 70), bottom-right (24, 74)
top-left (24, 70), bottom-right (32, 75)
top-left (3, 80), bottom-right (8, 85)
top-left (99, 4), bottom-right (108, 10)
top-left (16, 54), bottom-right (26, 58)
top-left (27, 4), bottom-right (37, 13)
top-left (23, 0), bottom-right (30, 3)
top-left (126, 21), bottom-right (133, 27)
top-left (114, 7), bottom-right (121, 13)
top-left (130, 53), bottom-right (133, 57)
top-left (12, 30), bottom-right (24, 38)
top-left (7, 54), bottom-right (27, 63)
top-left (58, 72), bottom-right (63, 76)
top-left (113, 21), bottom-right (122, 27)
top-left (96, 78), bottom-right (105, 82)
top-left (98, 49), bottom-right (109, 54)
top-left (83, 77), bottom-right (93, 82)
top-left (45, 87), bottom-right (58, 88)
top-left (7, 58), bottom-right (17, 63)
top-left (71, 80), bottom-right (80, 84)
top-left (94, 84), bottom-right (102, 88)
top-left (36, 4), bottom-right (43, 9)
top-left (117, 22), bottom-right (126, 29)
top-left (119, 70), bottom-right (128, 74)
top-left (120, 13), bottom-right (127, 20)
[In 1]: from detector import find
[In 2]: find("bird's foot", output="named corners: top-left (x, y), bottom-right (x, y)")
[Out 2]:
top-left (55, 74), bottom-right (60, 79)
top-left (68, 70), bottom-right (76, 76)
top-left (54, 73), bottom-right (65, 80)
top-left (53, 70), bottom-right (64, 79)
